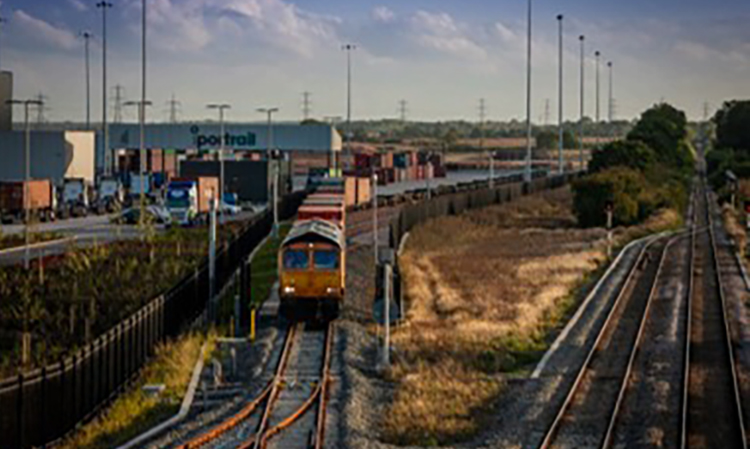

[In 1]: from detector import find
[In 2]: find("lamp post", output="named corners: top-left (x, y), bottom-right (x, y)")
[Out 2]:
top-left (0, 15), bottom-right (7, 70)
top-left (608, 61), bottom-right (614, 137)
top-left (258, 107), bottom-right (280, 237)
top-left (595, 50), bottom-right (601, 147)
top-left (124, 100), bottom-right (152, 224)
top-left (372, 172), bottom-right (378, 267)
top-left (342, 44), bottom-right (356, 172)
top-left (7, 99), bottom-right (43, 269)
top-left (96, 1), bottom-right (113, 175)
top-left (80, 31), bottom-right (93, 130)
top-left (579, 35), bottom-right (585, 172)
top-left (524, 0), bottom-right (533, 183)
top-left (207, 104), bottom-right (231, 224)
top-left (557, 14), bottom-right (564, 175)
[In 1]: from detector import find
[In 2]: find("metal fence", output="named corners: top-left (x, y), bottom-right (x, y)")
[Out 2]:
top-left (388, 173), bottom-right (574, 251)
top-left (0, 191), bottom-right (307, 449)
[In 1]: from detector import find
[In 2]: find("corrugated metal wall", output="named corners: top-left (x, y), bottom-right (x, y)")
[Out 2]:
top-left (0, 72), bottom-right (12, 132)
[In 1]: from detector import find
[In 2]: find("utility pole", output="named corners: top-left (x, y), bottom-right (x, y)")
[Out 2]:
top-left (258, 107), bottom-right (280, 236)
top-left (124, 101), bottom-right (152, 223)
top-left (608, 61), bottom-right (613, 138)
top-left (168, 94), bottom-right (181, 123)
top-left (595, 51), bottom-right (601, 126)
top-left (208, 103), bottom-right (231, 224)
top-left (342, 44), bottom-right (356, 171)
top-left (0, 15), bottom-right (6, 70)
top-left (479, 98), bottom-right (493, 187)
top-left (7, 99), bottom-right (43, 270)
top-left (524, 0), bottom-right (533, 183)
top-left (80, 31), bottom-right (93, 130)
top-left (113, 85), bottom-right (125, 124)
top-left (97, 1), bottom-right (113, 175)
top-left (579, 35), bottom-right (585, 172)
top-left (302, 91), bottom-right (312, 120)
top-left (557, 14), bottom-right (564, 175)
top-left (544, 99), bottom-right (551, 126)
top-left (398, 99), bottom-right (408, 123)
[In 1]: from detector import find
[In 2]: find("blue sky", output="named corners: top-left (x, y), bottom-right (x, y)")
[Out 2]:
top-left (1, 0), bottom-right (749, 123)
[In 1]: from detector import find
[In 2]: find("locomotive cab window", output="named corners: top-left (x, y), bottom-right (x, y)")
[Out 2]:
top-left (283, 249), bottom-right (309, 269)
top-left (314, 250), bottom-right (339, 270)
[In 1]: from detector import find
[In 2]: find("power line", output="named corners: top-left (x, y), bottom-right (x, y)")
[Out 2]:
top-left (544, 98), bottom-right (551, 126)
top-left (34, 93), bottom-right (49, 124)
top-left (167, 93), bottom-right (181, 123)
top-left (302, 91), bottom-right (312, 120)
top-left (112, 84), bottom-right (125, 123)
top-left (398, 99), bottom-right (408, 122)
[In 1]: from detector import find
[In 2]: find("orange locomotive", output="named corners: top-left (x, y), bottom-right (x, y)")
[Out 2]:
top-left (278, 183), bottom-right (346, 321)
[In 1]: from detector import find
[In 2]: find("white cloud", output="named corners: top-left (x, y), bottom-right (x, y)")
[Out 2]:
top-left (13, 10), bottom-right (78, 51)
top-left (68, 0), bottom-right (88, 12)
top-left (128, 0), bottom-right (341, 57)
top-left (372, 6), bottom-right (395, 23)
top-left (494, 22), bottom-right (518, 45)
top-left (409, 10), bottom-right (487, 60)
top-left (221, 0), bottom-right (341, 57)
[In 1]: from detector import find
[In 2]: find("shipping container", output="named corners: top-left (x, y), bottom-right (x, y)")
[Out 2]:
top-left (297, 204), bottom-right (344, 229)
top-left (356, 177), bottom-right (371, 204)
top-left (394, 153), bottom-right (408, 168)
top-left (0, 179), bottom-right (56, 222)
top-left (345, 177), bottom-right (357, 207)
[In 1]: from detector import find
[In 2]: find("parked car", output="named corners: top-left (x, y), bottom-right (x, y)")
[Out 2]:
top-left (114, 204), bottom-right (172, 226)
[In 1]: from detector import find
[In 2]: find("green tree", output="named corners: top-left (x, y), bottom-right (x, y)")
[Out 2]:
top-left (589, 140), bottom-right (656, 174)
top-left (627, 103), bottom-right (692, 170)
top-left (714, 100), bottom-right (750, 152)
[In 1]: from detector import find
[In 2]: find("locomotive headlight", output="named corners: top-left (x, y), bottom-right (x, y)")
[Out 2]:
top-left (326, 287), bottom-right (338, 294)
top-left (283, 286), bottom-right (296, 294)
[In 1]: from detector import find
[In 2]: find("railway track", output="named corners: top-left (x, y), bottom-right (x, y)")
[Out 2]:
top-left (538, 176), bottom-right (748, 449)
top-left (176, 322), bottom-right (333, 449)
top-left (682, 180), bottom-right (746, 449)
top-left (538, 233), bottom-right (672, 449)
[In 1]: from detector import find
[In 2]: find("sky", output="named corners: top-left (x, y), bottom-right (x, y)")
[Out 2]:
top-left (1, 0), bottom-right (749, 124)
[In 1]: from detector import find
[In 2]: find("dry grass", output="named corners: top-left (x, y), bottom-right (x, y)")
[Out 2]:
top-left (57, 331), bottom-right (215, 449)
top-left (384, 187), bottom-right (682, 445)
top-left (722, 204), bottom-right (746, 257)
top-left (383, 187), bottom-right (610, 445)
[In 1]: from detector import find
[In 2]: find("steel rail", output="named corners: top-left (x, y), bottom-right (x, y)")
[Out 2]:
top-left (690, 181), bottom-right (747, 449)
top-left (256, 323), bottom-right (334, 449)
top-left (679, 189), bottom-right (698, 449)
top-left (177, 324), bottom-right (296, 449)
top-left (599, 230), bottom-right (681, 448)
top-left (537, 233), bottom-right (664, 449)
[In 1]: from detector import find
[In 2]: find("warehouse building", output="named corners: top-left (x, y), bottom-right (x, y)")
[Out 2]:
top-left (103, 122), bottom-right (341, 173)
top-left (0, 130), bottom-right (96, 183)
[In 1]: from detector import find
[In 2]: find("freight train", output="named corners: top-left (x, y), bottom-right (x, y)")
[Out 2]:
top-left (278, 179), bottom-right (346, 321)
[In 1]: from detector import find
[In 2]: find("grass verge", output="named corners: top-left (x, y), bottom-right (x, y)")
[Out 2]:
top-left (0, 231), bottom-right (64, 251)
top-left (250, 224), bottom-right (292, 307)
top-left (57, 331), bottom-right (216, 449)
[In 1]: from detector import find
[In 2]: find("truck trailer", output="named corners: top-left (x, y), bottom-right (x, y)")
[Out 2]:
top-left (165, 176), bottom-right (219, 226)
top-left (0, 179), bottom-right (57, 223)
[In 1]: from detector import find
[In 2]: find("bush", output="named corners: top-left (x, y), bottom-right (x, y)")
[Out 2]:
top-left (573, 168), bottom-right (646, 227)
